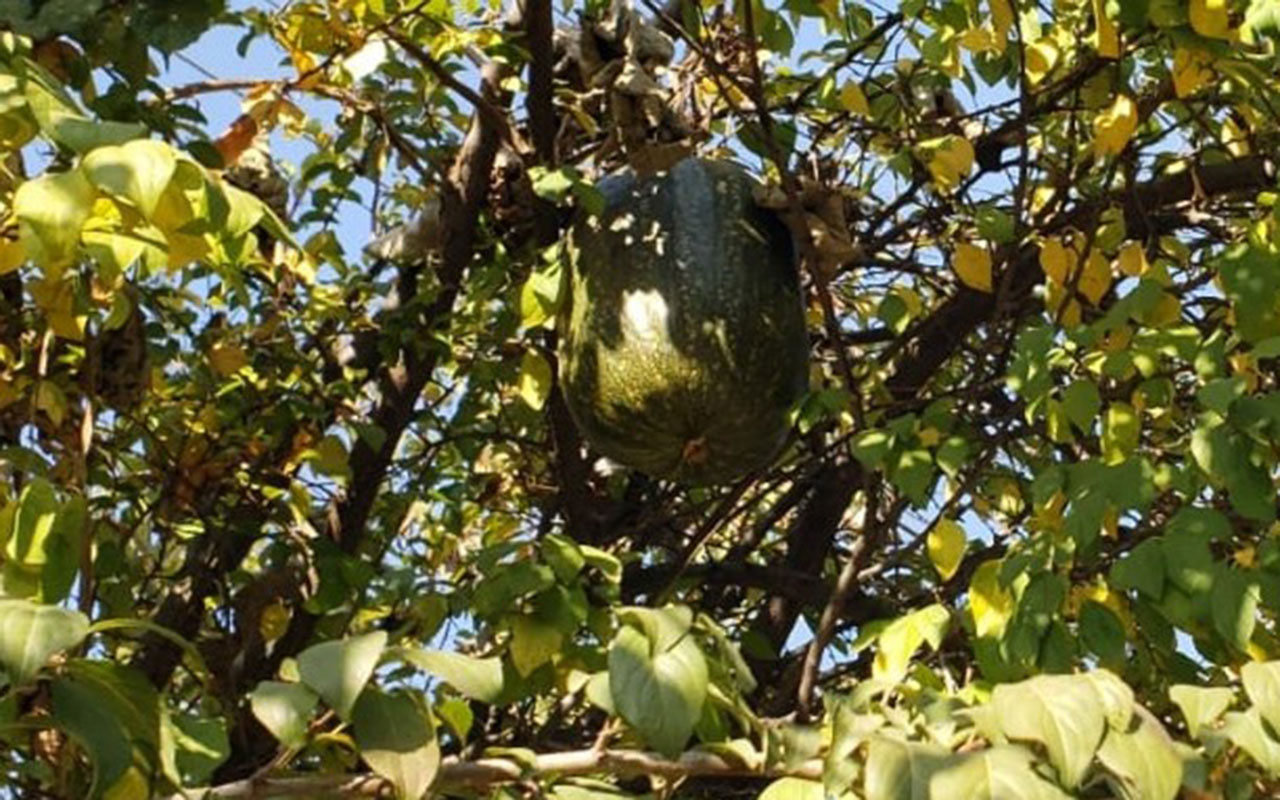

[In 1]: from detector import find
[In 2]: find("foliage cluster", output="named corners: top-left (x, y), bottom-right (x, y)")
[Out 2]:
top-left (5, 0), bottom-right (1280, 798)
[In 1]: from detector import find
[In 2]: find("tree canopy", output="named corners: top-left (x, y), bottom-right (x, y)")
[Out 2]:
top-left (6, 0), bottom-right (1280, 797)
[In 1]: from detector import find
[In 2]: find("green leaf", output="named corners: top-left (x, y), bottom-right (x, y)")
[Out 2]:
top-left (757, 777), bottom-right (824, 800)
top-left (928, 746), bottom-right (1071, 799)
top-left (608, 622), bottom-right (708, 757)
top-left (864, 736), bottom-right (950, 800)
top-left (249, 681), bottom-right (317, 749)
top-left (617, 605), bottom-right (693, 653)
top-left (851, 429), bottom-right (892, 468)
top-left (395, 647), bottom-right (505, 703)
top-left (161, 712), bottom-right (230, 786)
top-left (352, 688), bottom-right (440, 800)
top-left (1242, 661), bottom-right (1280, 733)
top-left (991, 673), bottom-right (1107, 786)
top-left (14, 168), bottom-right (96, 272)
top-left (824, 699), bottom-right (882, 794)
top-left (50, 676), bottom-right (133, 795)
top-left (872, 604), bottom-right (950, 683)
top-left (1162, 528), bottom-right (1216, 595)
top-left (1080, 602), bottom-right (1127, 666)
top-left (1198, 377), bottom-right (1248, 413)
top-left (297, 631), bottom-right (387, 720)
top-left (1109, 540), bottom-right (1164, 600)
top-left (0, 599), bottom-right (89, 685)
top-left (976, 205), bottom-right (1015, 244)
top-left (1169, 684), bottom-right (1235, 738)
top-left (1096, 712), bottom-right (1182, 800)
top-left (530, 166), bottom-right (578, 203)
top-left (222, 183), bottom-right (266, 238)
top-left (542, 533), bottom-right (585, 583)
top-left (509, 614), bottom-right (563, 676)
top-left (47, 117), bottom-right (146, 155)
top-left (1190, 424), bottom-right (1275, 521)
top-left (1218, 244), bottom-right (1280, 342)
top-left (518, 350), bottom-right (553, 411)
top-left (1062, 379), bottom-right (1101, 432)
top-left (1211, 567), bottom-right (1259, 651)
top-left (82, 139), bottom-right (178, 220)
top-left (890, 449), bottom-right (935, 505)
top-left (60, 659), bottom-right (161, 788)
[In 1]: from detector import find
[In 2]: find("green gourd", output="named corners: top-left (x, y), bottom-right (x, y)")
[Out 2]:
top-left (559, 158), bottom-right (809, 484)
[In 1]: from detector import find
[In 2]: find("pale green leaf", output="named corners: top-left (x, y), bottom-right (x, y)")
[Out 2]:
top-left (296, 631), bottom-right (387, 720)
top-left (249, 680), bottom-right (317, 749)
top-left (0, 599), bottom-right (89, 685)
top-left (757, 777), bottom-right (823, 800)
top-left (82, 139), bottom-right (178, 220)
top-left (352, 688), bottom-right (440, 800)
top-left (1242, 661), bottom-right (1280, 733)
top-left (395, 647), bottom-right (505, 703)
top-left (609, 623), bottom-right (708, 757)
top-left (14, 169), bottom-right (95, 272)
top-left (1097, 712), bottom-right (1182, 800)
top-left (872, 604), bottom-right (950, 683)
top-left (1221, 707), bottom-right (1280, 773)
top-left (1170, 684), bottom-right (1235, 739)
top-left (929, 746), bottom-right (1071, 800)
top-left (864, 736), bottom-right (949, 800)
top-left (991, 674), bottom-right (1106, 787)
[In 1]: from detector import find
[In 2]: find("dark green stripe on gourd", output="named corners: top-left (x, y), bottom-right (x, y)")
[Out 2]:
top-left (558, 158), bottom-right (809, 485)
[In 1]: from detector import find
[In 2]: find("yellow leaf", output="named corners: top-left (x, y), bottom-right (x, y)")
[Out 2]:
top-left (1039, 237), bottom-right (1076, 285)
top-left (970, 560), bottom-right (1014, 638)
top-left (35, 379), bottom-right (66, 426)
top-left (991, 0), bottom-right (1014, 45)
top-left (1025, 39), bottom-right (1059, 86)
top-left (28, 276), bottom-right (84, 341)
top-left (1093, 93), bottom-right (1138, 157)
top-left (1102, 505), bottom-right (1119, 539)
top-left (1046, 282), bottom-right (1082, 326)
top-left (958, 27), bottom-right (999, 53)
top-left (260, 600), bottom-right (290, 642)
top-left (1115, 241), bottom-right (1147, 277)
top-left (0, 378), bottom-right (18, 411)
top-left (1102, 402), bottom-right (1139, 464)
top-left (1078, 250), bottom-right (1112, 305)
top-left (209, 342), bottom-right (249, 376)
top-left (953, 242), bottom-right (994, 292)
top-left (1236, 546), bottom-right (1258, 569)
top-left (1172, 46), bottom-right (1213, 98)
top-left (928, 519), bottom-right (967, 582)
top-left (839, 81), bottom-right (869, 116)
top-left (518, 350), bottom-right (552, 411)
top-left (923, 135), bottom-right (974, 192)
top-left (1141, 292), bottom-right (1182, 327)
top-left (1046, 399), bottom-right (1074, 444)
top-left (0, 237), bottom-right (23, 275)
top-left (1190, 0), bottom-right (1231, 39)
top-left (917, 425), bottom-right (943, 447)
top-left (1223, 116), bottom-right (1250, 157)
top-left (1092, 0), bottom-right (1120, 57)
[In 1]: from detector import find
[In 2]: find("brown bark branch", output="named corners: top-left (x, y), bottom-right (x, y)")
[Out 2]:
top-left (162, 748), bottom-right (824, 799)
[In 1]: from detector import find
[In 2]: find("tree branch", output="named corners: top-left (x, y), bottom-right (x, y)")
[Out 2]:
top-left (163, 748), bottom-right (824, 799)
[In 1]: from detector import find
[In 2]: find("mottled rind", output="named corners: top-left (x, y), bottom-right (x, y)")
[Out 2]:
top-left (559, 158), bottom-right (809, 484)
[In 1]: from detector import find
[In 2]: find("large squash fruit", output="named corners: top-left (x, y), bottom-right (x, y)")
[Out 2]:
top-left (559, 158), bottom-right (809, 484)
